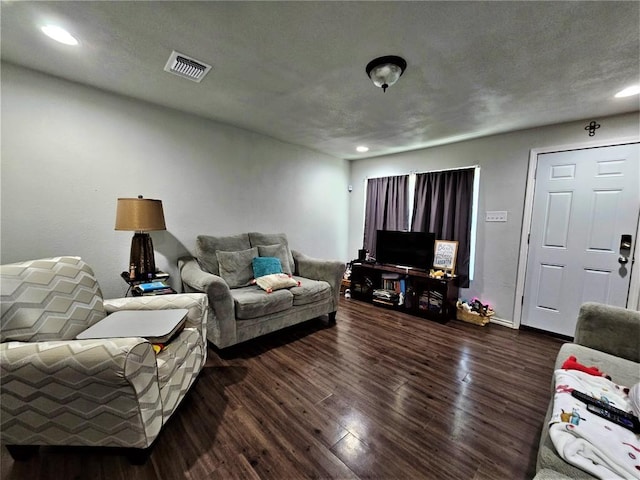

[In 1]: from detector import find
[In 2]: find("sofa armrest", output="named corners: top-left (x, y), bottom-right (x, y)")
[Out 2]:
top-left (573, 302), bottom-right (640, 363)
top-left (178, 256), bottom-right (236, 347)
top-left (0, 338), bottom-right (162, 447)
top-left (292, 250), bottom-right (346, 310)
top-left (103, 293), bottom-right (208, 337)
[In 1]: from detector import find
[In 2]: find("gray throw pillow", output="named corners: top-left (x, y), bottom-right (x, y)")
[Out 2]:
top-left (249, 233), bottom-right (294, 273)
top-left (196, 233), bottom-right (251, 275)
top-left (257, 244), bottom-right (292, 275)
top-left (216, 247), bottom-right (258, 288)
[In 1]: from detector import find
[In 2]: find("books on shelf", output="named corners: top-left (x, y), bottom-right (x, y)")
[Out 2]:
top-left (136, 281), bottom-right (167, 292)
top-left (133, 281), bottom-right (175, 295)
top-left (139, 287), bottom-right (176, 296)
top-left (380, 276), bottom-right (406, 294)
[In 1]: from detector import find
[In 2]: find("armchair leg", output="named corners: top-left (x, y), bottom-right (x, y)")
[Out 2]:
top-left (328, 311), bottom-right (337, 325)
top-left (6, 445), bottom-right (39, 461)
top-left (126, 446), bottom-right (153, 465)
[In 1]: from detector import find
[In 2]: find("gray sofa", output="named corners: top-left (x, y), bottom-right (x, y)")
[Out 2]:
top-left (535, 302), bottom-right (640, 479)
top-left (179, 232), bottom-right (345, 349)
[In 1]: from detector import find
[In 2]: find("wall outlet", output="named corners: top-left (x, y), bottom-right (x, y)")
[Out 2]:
top-left (486, 211), bottom-right (508, 222)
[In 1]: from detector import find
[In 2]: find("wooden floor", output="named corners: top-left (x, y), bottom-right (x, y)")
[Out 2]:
top-left (1, 297), bottom-right (566, 480)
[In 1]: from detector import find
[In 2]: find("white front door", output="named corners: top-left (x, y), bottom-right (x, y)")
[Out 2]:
top-left (521, 143), bottom-right (640, 336)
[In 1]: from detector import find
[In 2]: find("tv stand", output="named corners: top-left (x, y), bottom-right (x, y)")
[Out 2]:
top-left (350, 262), bottom-right (459, 322)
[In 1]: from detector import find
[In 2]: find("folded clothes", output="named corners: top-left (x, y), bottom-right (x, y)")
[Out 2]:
top-left (372, 289), bottom-right (399, 301)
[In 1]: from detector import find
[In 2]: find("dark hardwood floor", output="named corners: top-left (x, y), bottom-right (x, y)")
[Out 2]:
top-left (1, 297), bottom-right (566, 480)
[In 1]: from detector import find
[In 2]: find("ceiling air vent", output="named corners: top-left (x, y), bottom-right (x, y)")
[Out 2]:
top-left (164, 51), bottom-right (211, 83)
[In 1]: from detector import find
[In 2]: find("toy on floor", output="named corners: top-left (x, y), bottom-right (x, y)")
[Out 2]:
top-left (458, 297), bottom-right (491, 316)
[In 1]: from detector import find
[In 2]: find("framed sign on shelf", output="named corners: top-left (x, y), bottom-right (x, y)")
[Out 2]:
top-left (433, 240), bottom-right (458, 274)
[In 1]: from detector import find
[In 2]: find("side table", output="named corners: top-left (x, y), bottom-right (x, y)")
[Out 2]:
top-left (120, 272), bottom-right (177, 297)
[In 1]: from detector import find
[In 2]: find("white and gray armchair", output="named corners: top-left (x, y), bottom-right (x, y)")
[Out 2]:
top-left (0, 256), bottom-right (208, 464)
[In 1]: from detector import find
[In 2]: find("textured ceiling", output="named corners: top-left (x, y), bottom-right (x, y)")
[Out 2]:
top-left (2, 1), bottom-right (639, 159)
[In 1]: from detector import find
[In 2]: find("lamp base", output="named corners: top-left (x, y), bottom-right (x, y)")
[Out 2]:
top-left (130, 232), bottom-right (156, 280)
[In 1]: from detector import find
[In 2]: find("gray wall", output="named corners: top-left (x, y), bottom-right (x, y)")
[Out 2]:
top-left (1, 63), bottom-right (350, 298)
top-left (3, 62), bottom-right (638, 319)
top-left (348, 112), bottom-right (639, 324)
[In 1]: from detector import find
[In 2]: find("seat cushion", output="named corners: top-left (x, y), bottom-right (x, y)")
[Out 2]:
top-left (290, 276), bottom-right (331, 306)
top-left (231, 286), bottom-right (293, 320)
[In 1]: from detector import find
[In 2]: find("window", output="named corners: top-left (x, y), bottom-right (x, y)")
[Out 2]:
top-left (364, 166), bottom-right (479, 286)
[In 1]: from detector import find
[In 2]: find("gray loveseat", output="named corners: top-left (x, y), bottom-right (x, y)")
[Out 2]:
top-left (179, 232), bottom-right (345, 349)
top-left (535, 302), bottom-right (640, 479)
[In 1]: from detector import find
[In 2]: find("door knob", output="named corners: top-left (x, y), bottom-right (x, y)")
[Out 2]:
top-left (619, 234), bottom-right (632, 266)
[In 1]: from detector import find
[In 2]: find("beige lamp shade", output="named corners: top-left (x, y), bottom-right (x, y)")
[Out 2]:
top-left (115, 196), bottom-right (166, 280)
top-left (115, 197), bottom-right (166, 232)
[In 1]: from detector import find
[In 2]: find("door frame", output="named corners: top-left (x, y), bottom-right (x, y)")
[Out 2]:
top-left (513, 136), bottom-right (640, 329)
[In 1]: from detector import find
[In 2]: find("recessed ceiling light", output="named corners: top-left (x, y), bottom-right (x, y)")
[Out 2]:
top-left (356, 146), bottom-right (369, 153)
top-left (41, 25), bottom-right (78, 46)
top-left (614, 85), bottom-right (640, 98)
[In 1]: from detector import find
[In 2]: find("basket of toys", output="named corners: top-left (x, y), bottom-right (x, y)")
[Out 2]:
top-left (456, 298), bottom-right (494, 326)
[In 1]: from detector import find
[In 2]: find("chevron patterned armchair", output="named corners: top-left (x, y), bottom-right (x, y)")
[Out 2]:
top-left (0, 256), bottom-right (208, 464)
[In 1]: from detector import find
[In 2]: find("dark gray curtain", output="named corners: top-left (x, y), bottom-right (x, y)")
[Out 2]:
top-left (411, 168), bottom-right (474, 287)
top-left (363, 175), bottom-right (409, 258)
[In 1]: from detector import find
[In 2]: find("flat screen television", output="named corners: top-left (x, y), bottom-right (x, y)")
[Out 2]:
top-left (375, 230), bottom-right (435, 271)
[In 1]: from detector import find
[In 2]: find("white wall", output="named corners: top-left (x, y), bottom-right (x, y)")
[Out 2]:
top-left (1, 63), bottom-right (350, 298)
top-left (348, 112), bottom-right (639, 324)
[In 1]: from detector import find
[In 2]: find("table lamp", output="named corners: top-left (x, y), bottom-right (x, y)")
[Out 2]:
top-left (115, 196), bottom-right (166, 280)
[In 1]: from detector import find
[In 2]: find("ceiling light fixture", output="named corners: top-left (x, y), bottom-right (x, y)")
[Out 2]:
top-left (41, 25), bottom-right (78, 46)
top-left (356, 146), bottom-right (369, 153)
top-left (614, 85), bottom-right (640, 98)
top-left (366, 55), bottom-right (407, 92)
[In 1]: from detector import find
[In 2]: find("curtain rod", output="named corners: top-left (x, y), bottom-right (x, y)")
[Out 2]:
top-left (365, 164), bottom-right (479, 180)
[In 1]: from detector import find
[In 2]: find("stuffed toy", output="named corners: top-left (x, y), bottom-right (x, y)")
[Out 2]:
top-left (561, 355), bottom-right (610, 380)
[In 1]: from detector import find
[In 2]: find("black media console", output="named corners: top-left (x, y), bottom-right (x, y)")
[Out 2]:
top-left (350, 262), bottom-right (459, 322)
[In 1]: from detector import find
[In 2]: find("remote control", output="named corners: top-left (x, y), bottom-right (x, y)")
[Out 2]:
top-left (571, 390), bottom-right (640, 433)
top-left (571, 390), bottom-right (634, 419)
top-left (586, 404), bottom-right (638, 432)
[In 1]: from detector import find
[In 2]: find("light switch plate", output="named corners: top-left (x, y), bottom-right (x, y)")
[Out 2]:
top-left (486, 211), bottom-right (508, 222)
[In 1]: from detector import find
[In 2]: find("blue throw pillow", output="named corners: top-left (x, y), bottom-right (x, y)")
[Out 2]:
top-left (252, 256), bottom-right (283, 279)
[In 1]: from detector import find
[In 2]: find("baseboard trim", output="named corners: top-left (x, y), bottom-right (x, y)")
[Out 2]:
top-left (490, 316), bottom-right (515, 329)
